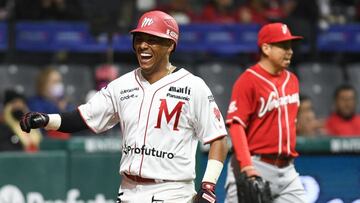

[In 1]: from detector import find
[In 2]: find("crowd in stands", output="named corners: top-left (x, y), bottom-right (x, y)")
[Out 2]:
top-left (0, 0), bottom-right (356, 25)
top-left (2, 0), bottom-right (360, 152)
top-left (296, 84), bottom-right (360, 137)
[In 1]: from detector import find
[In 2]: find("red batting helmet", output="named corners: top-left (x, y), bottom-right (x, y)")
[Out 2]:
top-left (130, 10), bottom-right (179, 45)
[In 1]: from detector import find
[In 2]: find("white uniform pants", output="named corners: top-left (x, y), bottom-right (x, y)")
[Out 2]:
top-left (117, 175), bottom-right (196, 203)
top-left (224, 156), bottom-right (306, 203)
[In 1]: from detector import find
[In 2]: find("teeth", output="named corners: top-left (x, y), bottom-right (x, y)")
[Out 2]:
top-left (140, 53), bottom-right (152, 57)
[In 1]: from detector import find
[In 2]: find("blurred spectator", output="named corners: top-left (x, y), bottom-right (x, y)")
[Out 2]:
top-left (0, 90), bottom-right (41, 152)
top-left (237, 0), bottom-right (287, 24)
top-left (136, 0), bottom-right (156, 12)
top-left (0, 0), bottom-right (14, 20)
top-left (15, 0), bottom-right (82, 20)
top-left (85, 64), bottom-right (119, 102)
top-left (296, 95), bottom-right (325, 136)
top-left (27, 67), bottom-right (74, 139)
top-left (263, 0), bottom-right (285, 22)
top-left (236, 0), bottom-right (268, 24)
top-left (28, 67), bottom-right (73, 113)
top-left (318, 0), bottom-right (356, 30)
top-left (156, 0), bottom-right (197, 24)
top-left (81, 0), bottom-right (131, 35)
top-left (325, 84), bottom-right (360, 136)
top-left (117, 1), bottom-right (136, 32)
top-left (200, 0), bottom-right (238, 23)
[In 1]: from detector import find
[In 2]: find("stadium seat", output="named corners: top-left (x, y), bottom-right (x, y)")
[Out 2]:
top-left (0, 64), bottom-right (40, 99)
top-left (346, 63), bottom-right (360, 107)
top-left (297, 63), bottom-right (344, 117)
top-left (197, 62), bottom-right (243, 116)
top-left (55, 64), bottom-right (93, 105)
top-left (0, 66), bottom-right (8, 100)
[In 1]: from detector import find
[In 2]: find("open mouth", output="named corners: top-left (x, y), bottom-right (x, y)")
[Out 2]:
top-left (139, 52), bottom-right (153, 63)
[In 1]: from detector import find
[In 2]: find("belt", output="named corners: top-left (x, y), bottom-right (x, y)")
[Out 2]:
top-left (124, 173), bottom-right (157, 183)
top-left (257, 154), bottom-right (294, 168)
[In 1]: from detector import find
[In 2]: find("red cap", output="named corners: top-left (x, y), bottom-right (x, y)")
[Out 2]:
top-left (130, 10), bottom-right (179, 45)
top-left (257, 23), bottom-right (303, 46)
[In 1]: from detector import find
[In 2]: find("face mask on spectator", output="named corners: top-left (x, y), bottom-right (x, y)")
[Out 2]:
top-left (49, 83), bottom-right (64, 98)
top-left (11, 109), bottom-right (24, 120)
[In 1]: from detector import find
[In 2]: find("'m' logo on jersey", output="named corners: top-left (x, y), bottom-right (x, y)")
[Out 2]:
top-left (168, 86), bottom-right (191, 95)
top-left (141, 17), bottom-right (154, 27)
top-left (258, 92), bottom-right (299, 118)
top-left (155, 99), bottom-right (185, 131)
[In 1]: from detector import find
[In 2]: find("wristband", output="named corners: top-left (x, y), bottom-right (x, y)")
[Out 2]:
top-left (241, 165), bottom-right (255, 173)
top-left (202, 159), bottom-right (223, 184)
top-left (45, 114), bottom-right (61, 130)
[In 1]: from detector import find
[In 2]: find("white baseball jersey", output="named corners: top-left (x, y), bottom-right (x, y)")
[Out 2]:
top-left (78, 67), bottom-right (227, 181)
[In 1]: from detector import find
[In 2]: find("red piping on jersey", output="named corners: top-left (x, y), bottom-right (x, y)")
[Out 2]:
top-left (204, 134), bottom-right (227, 144)
top-left (281, 71), bottom-right (291, 156)
top-left (77, 107), bottom-right (97, 134)
top-left (247, 69), bottom-right (283, 155)
top-left (139, 72), bottom-right (190, 177)
top-left (135, 70), bottom-right (145, 122)
top-left (130, 69), bottom-right (145, 173)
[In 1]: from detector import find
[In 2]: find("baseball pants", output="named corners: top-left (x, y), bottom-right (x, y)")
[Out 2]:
top-left (224, 156), bottom-right (306, 203)
top-left (117, 175), bottom-right (196, 203)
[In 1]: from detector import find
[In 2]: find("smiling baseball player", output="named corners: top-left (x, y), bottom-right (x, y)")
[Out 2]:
top-left (20, 10), bottom-right (228, 203)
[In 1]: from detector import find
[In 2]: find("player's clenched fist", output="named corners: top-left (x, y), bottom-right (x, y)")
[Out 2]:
top-left (193, 182), bottom-right (216, 203)
top-left (20, 112), bottom-right (49, 133)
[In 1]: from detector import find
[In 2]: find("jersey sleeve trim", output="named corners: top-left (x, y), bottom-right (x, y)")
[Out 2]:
top-left (226, 116), bottom-right (247, 128)
top-left (77, 106), bottom-right (97, 134)
top-left (204, 134), bottom-right (227, 144)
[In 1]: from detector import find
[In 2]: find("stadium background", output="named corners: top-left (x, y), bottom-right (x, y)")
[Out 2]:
top-left (0, 0), bottom-right (360, 203)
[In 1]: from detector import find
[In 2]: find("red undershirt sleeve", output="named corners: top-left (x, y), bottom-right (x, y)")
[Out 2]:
top-left (229, 122), bottom-right (253, 169)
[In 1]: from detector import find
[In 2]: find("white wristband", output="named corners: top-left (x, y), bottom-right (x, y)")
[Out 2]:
top-left (202, 159), bottom-right (224, 184)
top-left (44, 114), bottom-right (61, 130)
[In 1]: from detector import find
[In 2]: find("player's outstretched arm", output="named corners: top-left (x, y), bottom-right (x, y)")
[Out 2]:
top-left (194, 136), bottom-right (228, 203)
top-left (20, 110), bottom-right (88, 133)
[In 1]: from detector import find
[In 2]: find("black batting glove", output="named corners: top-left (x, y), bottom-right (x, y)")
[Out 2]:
top-left (194, 182), bottom-right (216, 203)
top-left (20, 112), bottom-right (49, 133)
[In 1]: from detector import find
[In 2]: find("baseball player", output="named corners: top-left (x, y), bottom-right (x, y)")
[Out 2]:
top-left (19, 10), bottom-right (228, 203)
top-left (225, 23), bottom-right (306, 203)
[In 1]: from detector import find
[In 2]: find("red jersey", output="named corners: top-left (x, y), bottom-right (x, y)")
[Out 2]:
top-left (325, 113), bottom-right (360, 136)
top-left (226, 64), bottom-right (300, 157)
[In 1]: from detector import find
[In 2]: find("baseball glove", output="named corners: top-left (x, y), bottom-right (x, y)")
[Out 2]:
top-left (235, 172), bottom-right (272, 203)
top-left (231, 156), bottom-right (272, 203)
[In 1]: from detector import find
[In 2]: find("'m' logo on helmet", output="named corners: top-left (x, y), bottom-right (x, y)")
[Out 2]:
top-left (141, 17), bottom-right (154, 28)
top-left (282, 24), bottom-right (288, 34)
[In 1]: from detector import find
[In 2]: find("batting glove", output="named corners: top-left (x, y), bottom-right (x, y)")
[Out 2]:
top-left (20, 112), bottom-right (49, 133)
top-left (194, 182), bottom-right (216, 203)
